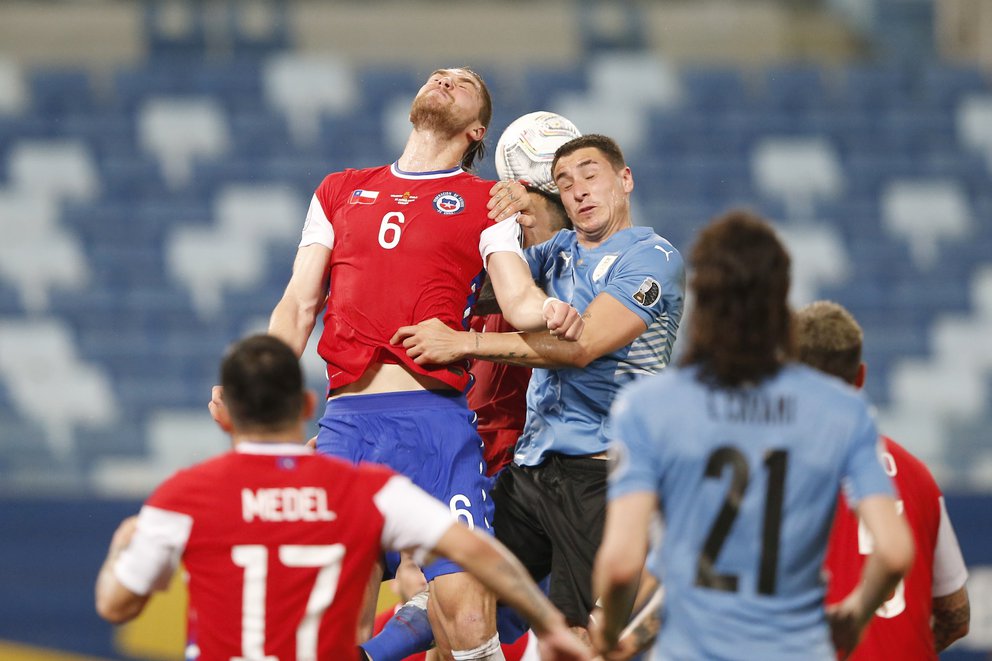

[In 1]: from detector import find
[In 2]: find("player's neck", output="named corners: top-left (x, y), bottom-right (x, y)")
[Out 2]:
top-left (231, 430), bottom-right (305, 446)
top-left (396, 129), bottom-right (466, 173)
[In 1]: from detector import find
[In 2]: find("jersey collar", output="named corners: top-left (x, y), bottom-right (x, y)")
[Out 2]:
top-left (390, 162), bottom-right (464, 180)
top-left (235, 441), bottom-right (313, 455)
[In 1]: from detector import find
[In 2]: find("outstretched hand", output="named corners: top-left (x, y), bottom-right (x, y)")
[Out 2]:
top-left (391, 318), bottom-right (469, 365)
top-left (544, 298), bottom-right (584, 341)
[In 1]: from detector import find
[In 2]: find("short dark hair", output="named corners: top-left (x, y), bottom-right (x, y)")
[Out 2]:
top-left (461, 67), bottom-right (492, 171)
top-left (794, 300), bottom-right (863, 385)
top-left (526, 185), bottom-right (572, 231)
top-left (681, 210), bottom-right (794, 388)
top-left (220, 334), bottom-right (305, 432)
top-left (551, 134), bottom-right (626, 177)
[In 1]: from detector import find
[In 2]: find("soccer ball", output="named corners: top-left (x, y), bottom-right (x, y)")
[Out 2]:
top-left (495, 111), bottom-right (582, 195)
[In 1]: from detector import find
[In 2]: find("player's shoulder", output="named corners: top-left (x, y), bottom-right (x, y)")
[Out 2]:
top-left (621, 227), bottom-right (684, 267)
top-left (319, 164), bottom-right (389, 189)
top-left (883, 436), bottom-right (940, 490)
top-left (785, 363), bottom-right (865, 405)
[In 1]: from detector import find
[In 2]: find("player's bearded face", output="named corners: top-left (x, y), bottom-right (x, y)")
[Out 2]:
top-left (410, 90), bottom-right (473, 135)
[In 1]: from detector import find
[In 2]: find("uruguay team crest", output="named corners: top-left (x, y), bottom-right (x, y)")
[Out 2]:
top-left (433, 191), bottom-right (465, 215)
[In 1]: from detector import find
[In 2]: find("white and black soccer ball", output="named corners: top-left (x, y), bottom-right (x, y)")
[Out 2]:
top-left (494, 111), bottom-right (581, 194)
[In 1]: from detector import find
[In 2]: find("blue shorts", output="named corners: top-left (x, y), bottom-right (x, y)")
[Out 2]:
top-left (316, 390), bottom-right (495, 581)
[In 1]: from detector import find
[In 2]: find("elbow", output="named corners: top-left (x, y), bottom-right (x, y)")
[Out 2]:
top-left (95, 597), bottom-right (133, 625)
top-left (564, 344), bottom-right (595, 369)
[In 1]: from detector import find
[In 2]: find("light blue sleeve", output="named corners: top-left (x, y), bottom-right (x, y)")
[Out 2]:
top-left (841, 404), bottom-right (895, 506)
top-left (604, 239), bottom-right (685, 328)
top-left (608, 385), bottom-right (663, 500)
top-left (524, 233), bottom-right (561, 284)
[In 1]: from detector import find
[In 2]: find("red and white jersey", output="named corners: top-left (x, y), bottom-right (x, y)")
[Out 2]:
top-left (113, 442), bottom-right (454, 661)
top-left (301, 163), bottom-right (523, 392)
top-left (466, 313), bottom-right (530, 475)
top-left (824, 436), bottom-right (968, 660)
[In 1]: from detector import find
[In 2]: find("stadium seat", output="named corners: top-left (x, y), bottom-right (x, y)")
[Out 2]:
top-left (550, 93), bottom-right (647, 156)
top-left (889, 358), bottom-right (988, 421)
top-left (0, 189), bottom-right (90, 311)
top-left (751, 137), bottom-right (844, 219)
top-left (956, 94), bottom-right (992, 171)
top-left (214, 183), bottom-right (303, 242)
top-left (166, 225), bottom-right (266, 317)
top-left (7, 139), bottom-right (101, 202)
top-left (880, 179), bottom-right (973, 269)
top-left (0, 318), bottom-right (119, 460)
top-left (931, 315), bottom-right (992, 371)
top-left (775, 223), bottom-right (852, 306)
top-left (972, 266), bottom-right (992, 319)
top-left (138, 97), bottom-right (231, 189)
top-left (586, 52), bottom-right (682, 111)
top-left (263, 53), bottom-right (358, 146)
top-left (90, 409), bottom-right (227, 497)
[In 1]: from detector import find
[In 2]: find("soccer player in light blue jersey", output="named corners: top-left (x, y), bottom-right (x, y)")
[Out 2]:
top-left (395, 134), bottom-right (685, 642)
top-left (592, 211), bottom-right (914, 661)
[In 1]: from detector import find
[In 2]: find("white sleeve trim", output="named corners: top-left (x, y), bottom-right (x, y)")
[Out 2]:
top-left (479, 215), bottom-right (525, 263)
top-left (932, 496), bottom-right (969, 597)
top-left (113, 505), bottom-right (192, 596)
top-left (299, 194), bottom-right (335, 250)
top-left (374, 476), bottom-right (456, 566)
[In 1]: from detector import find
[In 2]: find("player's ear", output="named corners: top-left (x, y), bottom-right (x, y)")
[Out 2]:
top-left (621, 166), bottom-right (634, 194)
top-left (467, 122), bottom-right (485, 144)
top-left (301, 389), bottom-right (318, 421)
top-left (214, 405), bottom-right (234, 434)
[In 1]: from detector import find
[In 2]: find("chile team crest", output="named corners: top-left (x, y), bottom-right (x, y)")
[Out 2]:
top-left (432, 191), bottom-right (465, 215)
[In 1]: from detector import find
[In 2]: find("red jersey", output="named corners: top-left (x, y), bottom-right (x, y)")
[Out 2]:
top-left (302, 164), bottom-right (521, 392)
top-left (824, 436), bottom-right (968, 660)
top-left (113, 443), bottom-right (454, 661)
top-left (466, 313), bottom-right (530, 475)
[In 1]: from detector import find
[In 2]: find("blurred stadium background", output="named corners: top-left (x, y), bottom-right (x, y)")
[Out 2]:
top-left (0, 0), bottom-right (990, 658)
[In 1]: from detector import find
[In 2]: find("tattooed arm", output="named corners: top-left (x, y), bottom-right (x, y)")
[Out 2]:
top-left (392, 292), bottom-right (645, 369)
top-left (933, 586), bottom-right (969, 652)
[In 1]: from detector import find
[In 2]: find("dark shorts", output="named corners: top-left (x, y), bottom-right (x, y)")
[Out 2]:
top-left (492, 454), bottom-right (608, 627)
top-left (316, 390), bottom-right (495, 582)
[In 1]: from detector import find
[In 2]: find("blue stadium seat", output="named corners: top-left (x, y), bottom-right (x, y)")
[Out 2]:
top-left (29, 69), bottom-right (95, 116)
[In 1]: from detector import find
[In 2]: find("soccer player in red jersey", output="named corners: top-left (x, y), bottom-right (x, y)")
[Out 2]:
top-left (795, 301), bottom-right (971, 658)
top-left (98, 335), bottom-right (590, 661)
top-left (210, 68), bottom-right (583, 659)
top-left (468, 187), bottom-right (572, 476)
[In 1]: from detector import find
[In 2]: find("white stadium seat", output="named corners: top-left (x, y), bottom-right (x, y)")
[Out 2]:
top-left (751, 137), bottom-right (844, 219)
top-left (972, 265), bottom-right (992, 319)
top-left (957, 94), bottom-right (992, 170)
top-left (881, 179), bottom-right (972, 269)
top-left (775, 223), bottom-right (851, 306)
top-left (889, 357), bottom-right (987, 421)
top-left (7, 139), bottom-right (100, 202)
top-left (550, 92), bottom-right (645, 155)
top-left (166, 225), bottom-right (266, 317)
top-left (0, 189), bottom-right (90, 311)
top-left (91, 409), bottom-right (228, 497)
top-left (214, 183), bottom-right (303, 242)
top-left (0, 318), bottom-right (118, 459)
top-left (586, 52), bottom-right (683, 110)
top-left (263, 53), bottom-right (358, 145)
top-left (139, 97), bottom-right (230, 188)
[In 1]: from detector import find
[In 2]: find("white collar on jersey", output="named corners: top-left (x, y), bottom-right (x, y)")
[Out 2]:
top-left (390, 162), bottom-right (464, 180)
top-left (235, 441), bottom-right (313, 455)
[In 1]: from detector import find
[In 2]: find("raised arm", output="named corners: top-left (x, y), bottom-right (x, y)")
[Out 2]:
top-left (393, 291), bottom-right (645, 369)
top-left (268, 243), bottom-right (331, 357)
top-left (486, 250), bottom-right (582, 340)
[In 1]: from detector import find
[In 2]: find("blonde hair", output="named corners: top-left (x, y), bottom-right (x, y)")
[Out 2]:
top-left (794, 300), bottom-right (863, 384)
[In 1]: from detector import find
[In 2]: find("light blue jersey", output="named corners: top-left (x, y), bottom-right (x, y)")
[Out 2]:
top-left (514, 226), bottom-right (684, 466)
top-left (609, 364), bottom-right (893, 661)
